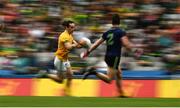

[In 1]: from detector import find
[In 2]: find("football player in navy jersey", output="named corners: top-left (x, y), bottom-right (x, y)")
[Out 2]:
top-left (81, 14), bottom-right (143, 97)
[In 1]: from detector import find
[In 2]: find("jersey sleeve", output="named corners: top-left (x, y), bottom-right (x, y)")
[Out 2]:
top-left (121, 30), bottom-right (126, 37)
top-left (60, 35), bottom-right (70, 43)
top-left (102, 32), bottom-right (107, 40)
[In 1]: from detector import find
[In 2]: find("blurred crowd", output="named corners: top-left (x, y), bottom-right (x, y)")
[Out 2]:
top-left (0, 0), bottom-right (179, 75)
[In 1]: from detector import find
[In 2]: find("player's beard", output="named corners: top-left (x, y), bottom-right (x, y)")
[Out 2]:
top-left (69, 30), bottom-right (74, 34)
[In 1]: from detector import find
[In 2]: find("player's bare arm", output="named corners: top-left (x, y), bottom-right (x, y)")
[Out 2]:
top-left (73, 40), bottom-right (83, 48)
top-left (64, 41), bottom-right (77, 50)
top-left (121, 36), bottom-right (134, 52)
top-left (88, 37), bottom-right (104, 53)
top-left (121, 36), bottom-right (143, 57)
top-left (80, 37), bottom-right (104, 59)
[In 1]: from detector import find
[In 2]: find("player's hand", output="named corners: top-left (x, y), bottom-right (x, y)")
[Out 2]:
top-left (80, 50), bottom-right (90, 59)
top-left (76, 43), bottom-right (83, 48)
top-left (134, 48), bottom-right (143, 58)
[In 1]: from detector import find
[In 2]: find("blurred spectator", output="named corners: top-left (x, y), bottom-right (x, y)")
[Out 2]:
top-left (10, 50), bottom-right (38, 74)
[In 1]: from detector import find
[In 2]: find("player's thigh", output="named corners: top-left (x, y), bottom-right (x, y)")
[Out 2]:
top-left (54, 57), bottom-right (65, 79)
top-left (54, 58), bottom-right (73, 79)
top-left (105, 55), bottom-right (120, 78)
top-left (54, 56), bottom-right (66, 72)
top-left (62, 60), bottom-right (73, 78)
top-left (105, 55), bottom-right (120, 69)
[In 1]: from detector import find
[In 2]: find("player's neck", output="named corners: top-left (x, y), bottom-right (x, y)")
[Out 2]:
top-left (112, 24), bottom-right (119, 28)
top-left (65, 30), bottom-right (72, 34)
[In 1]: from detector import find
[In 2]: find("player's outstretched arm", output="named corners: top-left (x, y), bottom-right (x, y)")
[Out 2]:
top-left (121, 36), bottom-right (143, 58)
top-left (80, 38), bottom-right (104, 59)
top-left (88, 37), bottom-right (104, 53)
top-left (73, 40), bottom-right (82, 48)
top-left (64, 41), bottom-right (77, 50)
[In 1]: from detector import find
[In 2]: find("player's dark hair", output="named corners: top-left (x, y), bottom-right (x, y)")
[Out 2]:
top-left (62, 20), bottom-right (74, 27)
top-left (112, 14), bottom-right (120, 25)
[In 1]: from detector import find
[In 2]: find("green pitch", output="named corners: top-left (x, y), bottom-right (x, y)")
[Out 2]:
top-left (0, 96), bottom-right (180, 107)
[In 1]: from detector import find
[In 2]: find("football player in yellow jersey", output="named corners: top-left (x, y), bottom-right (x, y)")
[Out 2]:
top-left (45, 20), bottom-right (81, 95)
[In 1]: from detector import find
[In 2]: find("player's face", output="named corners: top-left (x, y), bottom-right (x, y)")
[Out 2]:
top-left (67, 23), bottom-right (76, 33)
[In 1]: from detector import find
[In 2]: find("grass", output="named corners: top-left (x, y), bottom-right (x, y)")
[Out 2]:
top-left (0, 96), bottom-right (180, 107)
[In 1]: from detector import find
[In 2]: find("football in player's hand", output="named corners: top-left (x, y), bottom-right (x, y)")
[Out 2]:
top-left (78, 37), bottom-right (91, 49)
top-left (134, 48), bottom-right (144, 58)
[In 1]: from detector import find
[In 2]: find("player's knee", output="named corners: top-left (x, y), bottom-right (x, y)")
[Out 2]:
top-left (55, 76), bottom-right (64, 83)
top-left (106, 78), bottom-right (113, 84)
top-left (56, 79), bottom-right (63, 83)
top-left (66, 73), bottom-right (73, 79)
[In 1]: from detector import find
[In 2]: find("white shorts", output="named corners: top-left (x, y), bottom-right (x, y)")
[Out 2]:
top-left (54, 56), bottom-right (71, 72)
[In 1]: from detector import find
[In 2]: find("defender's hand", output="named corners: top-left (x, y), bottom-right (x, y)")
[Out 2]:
top-left (134, 48), bottom-right (143, 58)
top-left (80, 50), bottom-right (90, 59)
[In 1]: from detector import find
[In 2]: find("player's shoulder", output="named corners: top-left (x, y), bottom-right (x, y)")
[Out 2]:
top-left (103, 29), bottom-right (112, 35)
top-left (60, 31), bottom-right (69, 38)
top-left (115, 28), bottom-right (125, 32)
top-left (103, 28), bottom-right (123, 34)
top-left (114, 28), bottom-right (126, 36)
top-left (59, 33), bottom-right (71, 43)
top-left (60, 31), bottom-right (68, 36)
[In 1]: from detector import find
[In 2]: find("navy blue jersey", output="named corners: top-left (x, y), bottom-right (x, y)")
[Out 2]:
top-left (102, 27), bottom-right (126, 56)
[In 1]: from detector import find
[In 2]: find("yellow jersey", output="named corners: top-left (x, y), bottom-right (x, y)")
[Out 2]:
top-left (55, 30), bottom-right (74, 61)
